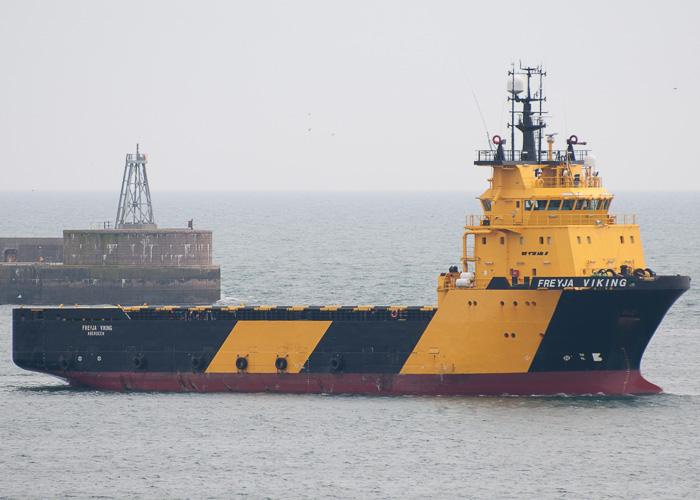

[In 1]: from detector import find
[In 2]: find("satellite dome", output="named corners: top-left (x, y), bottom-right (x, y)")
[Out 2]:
top-left (507, 75), bottom-right (525, 94)
top-left (584, 154), bottom-right (597, 169)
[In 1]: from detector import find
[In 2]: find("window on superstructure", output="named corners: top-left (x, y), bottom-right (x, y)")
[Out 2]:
top-left (520, 237), bottom-right (524, 245)
top-left (562, 200), bottom-right (575, 211)
top-left (603, 199), bottom-right (611, 210)
top-left (547, 237), bottom-right (552, 244)
top-left (548, 200), bottom-right (561, 210)
top-left (620, 236), bottom-right (625, 243)
top-left (587, 236), bottom-right (591, 244)
top-left (539, 237), bottom-right (544, 244)
top-left (575, 200), bottom-right (586, 210)
top-left (500, 237), bottom-right (505, 245)
top-left (587, 199), bottom-right (601, 210)
top-left (630, 236), bottom-right (635, 244)
top-left (482, 200), bottom-right (492, 211)
top-left (482, 237), bottom-right (487, 245)
top-left (534, 200), bottom-right (547, 211)
top-left (516, 201), bottom-right (521, 209)
top-left (577, 236), bottom-right (581, 244)
top-left (525, 200), bottom-right (534, 211)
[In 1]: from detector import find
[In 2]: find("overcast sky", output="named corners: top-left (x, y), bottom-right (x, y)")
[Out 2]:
top-left (2, 1), bottom-right (699, 191)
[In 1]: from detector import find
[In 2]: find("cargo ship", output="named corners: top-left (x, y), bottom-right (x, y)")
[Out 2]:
top-left (12, 65), bottom-right (690, 395)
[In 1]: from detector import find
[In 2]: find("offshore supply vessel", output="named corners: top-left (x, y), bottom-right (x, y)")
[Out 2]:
top-left (12, 66), bottom-right (690, 395)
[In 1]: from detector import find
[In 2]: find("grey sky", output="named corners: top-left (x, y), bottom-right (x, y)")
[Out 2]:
top-left (1, 1), bottom-right (698, 191)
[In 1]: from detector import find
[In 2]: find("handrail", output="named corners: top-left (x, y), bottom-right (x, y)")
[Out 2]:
top-left (527, 175), bottom-right (603, 189)
top-left (465, 213), bottom-right (636, 228)
top-left (475, 149), bottom-right (591, 163)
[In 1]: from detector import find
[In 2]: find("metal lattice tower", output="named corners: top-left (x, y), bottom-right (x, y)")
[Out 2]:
top-left (115, 144), bottom-right (157, 229)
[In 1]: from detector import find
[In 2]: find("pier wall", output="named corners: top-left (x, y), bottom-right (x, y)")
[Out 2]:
top-left (62, 230), bottom-right (213, 267)
top-left (0, 238), bottom-right (63, 263)
top-left (0, 264), bottom-right (220, 305)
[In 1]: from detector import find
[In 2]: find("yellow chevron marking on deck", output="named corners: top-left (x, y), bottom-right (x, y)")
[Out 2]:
top-left (206, 321), bottom-right (332, 374)
top-left (400, 289), bottom-right (562, 374)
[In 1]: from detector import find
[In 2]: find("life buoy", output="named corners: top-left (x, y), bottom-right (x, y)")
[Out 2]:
top-left (330, 355), bottom-right (344, 372)
top-left (492, 135), bottom-right (502, 145)
top-left (275, 357), bottom-right (288, 371)
top-left (235, 356), bottom-right (248, 371)
top-left (390, 309), bottom-right (398, 318)
top-left (569, 135), bottom-right (578, 145)
top-left (8, 254), bottom-right (16, 262)
top-left (133, 354), bottom-right (147, 370)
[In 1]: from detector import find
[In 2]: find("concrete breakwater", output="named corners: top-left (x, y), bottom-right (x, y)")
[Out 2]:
top-left (1, 230), bottom-right (220, 305)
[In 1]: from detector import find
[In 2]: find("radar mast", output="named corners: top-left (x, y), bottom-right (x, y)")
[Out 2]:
top-left (508, 63), bottom-right (546, 162)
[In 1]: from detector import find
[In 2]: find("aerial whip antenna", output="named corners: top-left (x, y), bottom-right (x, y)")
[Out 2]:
top-left (458, 57), bottom-right (493, 150)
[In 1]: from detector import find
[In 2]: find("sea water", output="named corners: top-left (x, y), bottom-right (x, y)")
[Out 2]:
top-left (0, 190), bottom-right (698, 500)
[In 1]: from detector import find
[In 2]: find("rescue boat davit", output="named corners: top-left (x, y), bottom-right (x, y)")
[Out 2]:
top-left (12, 65), bottom-right (690, 395)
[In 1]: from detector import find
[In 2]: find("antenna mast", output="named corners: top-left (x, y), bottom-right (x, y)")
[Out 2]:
top-left (115, 144), bottom-right (157, 229)
top-left (507, 63), bottom-right (547, 162)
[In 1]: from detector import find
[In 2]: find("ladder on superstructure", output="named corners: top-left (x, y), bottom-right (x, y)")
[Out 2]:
top-left (115, 144), bottom-right (157, 229)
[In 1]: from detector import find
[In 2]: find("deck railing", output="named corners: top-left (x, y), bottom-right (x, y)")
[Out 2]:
top-left (465, 213), bottom-right (636, 228)
top-left (475, 149), bottom-right (591, 164)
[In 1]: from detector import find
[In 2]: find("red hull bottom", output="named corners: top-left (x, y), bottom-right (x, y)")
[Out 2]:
top-left (55, 370), bottom-right (663, 395)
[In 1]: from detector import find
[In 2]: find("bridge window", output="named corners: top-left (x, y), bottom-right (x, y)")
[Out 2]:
top-left (525, 200), bottom-right (534, 211)
top-left (534, 200), bottom-right (547, 211)
top-left (575, 200), bottom-right (586, 210)
top-left (587, 199), bottom-right (601, 210)
top-left (482, 200), bottom-right (492, 211)
top-left (547, 200), bottom-right (561, 210)
top-left (562, 200), bottom-right (575, 211)
top-left (603, 199), bottom-right (611, 210)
